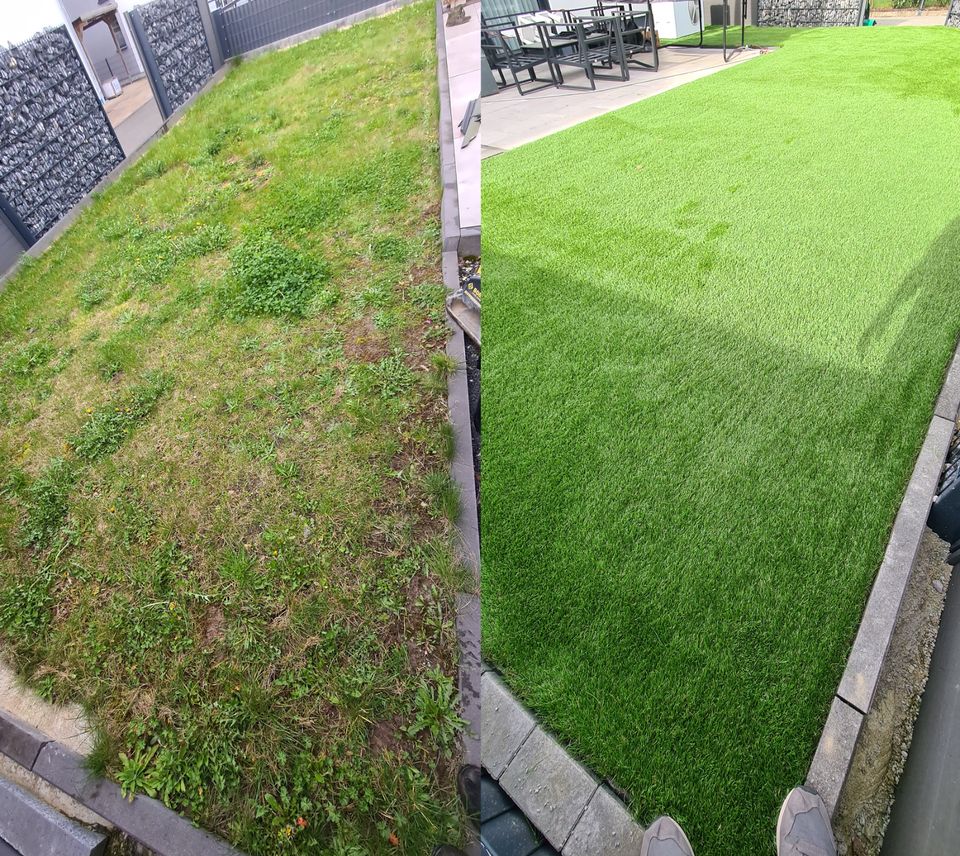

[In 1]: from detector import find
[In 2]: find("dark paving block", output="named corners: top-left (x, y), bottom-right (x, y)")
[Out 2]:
top-left (0, 776), bottom-right (106, 856)
top-left (0, 837), bottom-right (19, 856)
top-left (481, 811), bottom-right (544, 856)
top-left (33, 744), bottom-right (241, 856)
top-left (0, 711), bottom-right (50, 769)
top-left (481, 774), bottom-right (511, 823)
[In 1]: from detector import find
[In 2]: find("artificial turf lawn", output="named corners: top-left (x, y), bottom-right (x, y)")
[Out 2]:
top-left (662, 24), bottom-right (803, 48)
top-left (483, 26), bottom-right (960, 856)
top-left (0, 4), bottom-right (468, 854)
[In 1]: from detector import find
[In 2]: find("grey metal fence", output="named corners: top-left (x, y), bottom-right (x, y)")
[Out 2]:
top-left (211, 0), bottom-right (389, 58)
top-left (0, 27), bottom-right (124, 245)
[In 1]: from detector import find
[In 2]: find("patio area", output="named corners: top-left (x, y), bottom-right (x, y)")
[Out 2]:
top-left (482, 44), bottom-right (762, 156)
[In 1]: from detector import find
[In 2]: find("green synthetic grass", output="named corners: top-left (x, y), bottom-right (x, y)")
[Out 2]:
top-left (0, 4), bottom-right (469, 854)
top-left (483, 26), bottom-right (960, 856)
top-left (662, 24), bottom-right (804, 48)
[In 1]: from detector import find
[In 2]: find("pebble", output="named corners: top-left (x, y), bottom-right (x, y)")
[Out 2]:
top-left (933, 579), bottom-right (944, 594)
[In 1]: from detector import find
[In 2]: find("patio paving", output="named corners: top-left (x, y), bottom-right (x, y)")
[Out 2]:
top-left (441, 0), bottom-right (480, 245)
top-left (481, 45), bottom-right (762, 156)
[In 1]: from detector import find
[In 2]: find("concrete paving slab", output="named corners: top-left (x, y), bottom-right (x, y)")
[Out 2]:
top-left (806, 697), bottom-right (864, 818)
top-left (482, 673), bottom-right (537, 779)
top-left (0, 776), bottom-right (107, 856)
top-left (499, 728), bottom-right (598, 851)
top-left (561, 786), bottom-right (644, 856)
top-left (440, 2), bottom-right (480, 242)
top-left (0, 753), bottom-right (108, 830)
top-left (481, 46), bottom-right (762, 155)
top-left (838, 415), bottom-right (954, 714)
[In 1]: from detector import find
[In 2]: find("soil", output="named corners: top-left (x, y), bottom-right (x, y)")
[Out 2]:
top-left (832, 528), bottom-right (954, 856)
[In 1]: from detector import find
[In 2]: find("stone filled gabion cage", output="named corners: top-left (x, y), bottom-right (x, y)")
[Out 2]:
top-left (133, 0), bottom-right (215, 114)
top-left (757, 0), bottom-right (862, 26)
top-left (0, 28), bottom-right (124, 242)
top-left (947, 0), bottom-right (960, 27)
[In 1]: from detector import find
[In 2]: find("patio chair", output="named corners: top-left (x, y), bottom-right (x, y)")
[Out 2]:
top-left (537, 16), bottom-right (627, 90)
top-left (481, 26), bottom-right (559, 95)
top-left (609, 3), bottom-right (659, 72)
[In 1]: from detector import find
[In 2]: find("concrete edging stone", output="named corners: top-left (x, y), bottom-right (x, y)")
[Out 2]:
top-left (0, 711), bottom-right (241, 856)
top-left (807, 338), bottom-right (960, 816)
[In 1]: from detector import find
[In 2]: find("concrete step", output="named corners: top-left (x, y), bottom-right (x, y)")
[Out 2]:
top-left (0, 775), bottom-right (107, 856)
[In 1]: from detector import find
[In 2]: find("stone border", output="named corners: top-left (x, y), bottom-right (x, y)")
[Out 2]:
top-left (481, 669), bottom-right (646, 854)
top-left (0, 710), bottom-right (240, 856)
top-left (806, 341), bottom-right (960, 815)
top-left (435, 0), bottom-right (481, 774)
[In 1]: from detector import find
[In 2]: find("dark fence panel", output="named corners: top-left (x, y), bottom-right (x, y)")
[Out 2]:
top-left (0, 27), bottom-right (124, 242)
top-left (129, 0), bottom-right (215, 117)
top-left (212, 0), bottom-right (389, 58)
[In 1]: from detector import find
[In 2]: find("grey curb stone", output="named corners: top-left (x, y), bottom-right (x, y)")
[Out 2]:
top-left (32, 743), bottom-right (241, 856)
top-left (0, 776), bottom-right (107, 856)
top-left (935, 343), bottom-right (960, 421)
top-left (499, 728), bottom-right (598, 851)
top-left (838, 414), bottom-right (954, 714)
top-left (481, 673), bottom-right (536, 779)
top-left (805, 697), bottom-right (864, 818)
top-left (0, 710), bottom-right (50, 770)
top-left (562, 785), bottom-right (644, 856)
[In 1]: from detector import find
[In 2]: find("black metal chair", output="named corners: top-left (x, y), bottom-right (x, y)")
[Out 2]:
top-left (537, 16), bottom-right (626, 91)
top-left (481, 26), bottom-right (559, 95)
top-left (607, 3), bottom-right (660, 72)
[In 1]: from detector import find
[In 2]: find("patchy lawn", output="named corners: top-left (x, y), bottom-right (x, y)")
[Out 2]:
top-left (0, 3), bottom-right (467, 854)
top-left (483, 26), bottom-right (960, 856)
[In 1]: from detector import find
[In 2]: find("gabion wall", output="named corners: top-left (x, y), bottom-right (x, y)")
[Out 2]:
top-left (757, 0), bottom-right (861, 25)
top-left (136, 0), bottom-right (214, 112)
top-left (948, 0), bottom-right (960, 27)
top-left (0, 28), bottom-right (124, 240)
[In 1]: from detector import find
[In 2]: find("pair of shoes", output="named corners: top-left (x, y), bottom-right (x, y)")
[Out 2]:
top-left (639, 787), bottom-right (836, 856)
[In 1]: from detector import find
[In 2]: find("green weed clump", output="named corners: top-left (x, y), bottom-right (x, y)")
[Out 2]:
top-left (229, 232), bottom-right (328, 317)
top-left (21, 458), bottom-right (77, 549)
top-left (71, 373), bottom-right (172, 463)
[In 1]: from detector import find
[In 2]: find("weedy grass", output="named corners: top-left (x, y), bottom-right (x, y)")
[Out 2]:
top-left (483, 26), bottom-right (960, 856)
top-left (0, 4), bottom-right (465, 853)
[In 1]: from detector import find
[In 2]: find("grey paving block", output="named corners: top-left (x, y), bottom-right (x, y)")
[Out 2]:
top-left (32, 744), bottom-right (241, 856)
top-left (0, 776), bottom-right (106, 856)
top-left (0, 711), bottom-right (50, 770)
top-left (935, 345), bottom-right (960, 420)
top-left (0, 836), bottom-right (17, 856)
top-left (482, 674), bottom-right (536, 780)
top-left (838, 415), bottom-right (954, 713)
top-left (561, 786), bottom-right (644, 856)
top-left (499, 728), bottom-right (598, 851)
top-left (482, 810), bottom-right (544, 856)
top-left (805, 697), bottom-right (864, 817)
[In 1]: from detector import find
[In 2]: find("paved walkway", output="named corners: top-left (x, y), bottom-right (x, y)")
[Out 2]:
top-left (881, 555), bottom-right (960, 855)
top-left (481, 45), bottom-right (762, 157)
